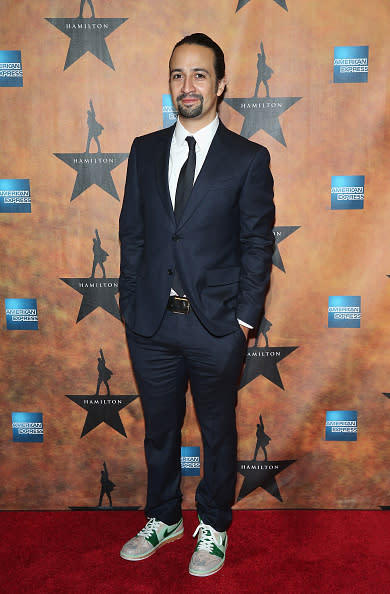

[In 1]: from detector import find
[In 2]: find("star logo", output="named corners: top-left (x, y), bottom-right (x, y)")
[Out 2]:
top-left (236, 0), bottom-right (288, 12)
top-left (61, 277), bottom-right (120, 322)
top-left (273, 226), bottom-right (300, 272)
top-left (237, 459), bottom-right (295, 501)
top-left (67, 349), bottom-right (137, 437)
top-left (225, 96), bottom-right (301, 145)
top-left (66, 394), bottom-right (138, 437)
top-left (237, 414), bottom-right (295, 502)
top-left (46, 12), bottom-right (128, 70)
top-left (239, 318), bottom-right (298, 390)
top-left (240, 346), bottom-right (298, 390)
top-left (61, 230), bottom-right (120, 323)
top-left (224, 41), bottom-right (301, 145)
top-left (54, 100), bottom-right (128, 201)
top-left (54, 152), bottom-right (128, 201)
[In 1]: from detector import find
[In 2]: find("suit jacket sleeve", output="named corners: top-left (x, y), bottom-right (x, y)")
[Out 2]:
top-left (119, 138), bottom-right (144, 323)
top-left (236, 146), bottom-right (275, 328)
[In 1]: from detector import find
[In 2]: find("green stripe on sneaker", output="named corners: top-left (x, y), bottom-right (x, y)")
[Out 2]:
top-left (146, 531), bottom-right (159, 547)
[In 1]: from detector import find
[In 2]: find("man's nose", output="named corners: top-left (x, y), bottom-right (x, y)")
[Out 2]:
top-left (181, 76), bottom-right (195, 94)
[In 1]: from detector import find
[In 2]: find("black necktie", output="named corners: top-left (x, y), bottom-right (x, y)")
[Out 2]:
top-left (172, 136), bottom-right (196, 296)
top-left (174, 136), bottom-right (196, 223)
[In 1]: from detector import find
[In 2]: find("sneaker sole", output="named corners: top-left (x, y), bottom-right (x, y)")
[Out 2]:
top-left (120, 527), bottom-right (184, 562)
top-left (189, 533), bottom-right (227, 577)
top-left (189, 558), bottom-right (225, 577)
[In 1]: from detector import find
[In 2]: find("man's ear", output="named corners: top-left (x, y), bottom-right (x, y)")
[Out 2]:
top-left (217, 77), bottom-right (227, 97)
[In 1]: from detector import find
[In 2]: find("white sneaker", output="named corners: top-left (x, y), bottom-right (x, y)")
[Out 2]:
top-left (189, 519), bottom-right (227, 577)
top-left (120, 517), bottom-right (184, 561)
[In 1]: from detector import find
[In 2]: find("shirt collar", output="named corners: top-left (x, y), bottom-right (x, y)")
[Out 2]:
top-left (173, 115), bottom-right (219, 151)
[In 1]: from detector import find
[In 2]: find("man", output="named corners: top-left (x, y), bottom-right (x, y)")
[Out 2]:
top-left (119, 33), bottom-right (274, 577)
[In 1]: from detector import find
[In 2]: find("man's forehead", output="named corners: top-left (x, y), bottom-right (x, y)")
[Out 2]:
top-left (170, 44), bottom-right (215, 68)
top-left (170, 66), bottom-right (210, 73)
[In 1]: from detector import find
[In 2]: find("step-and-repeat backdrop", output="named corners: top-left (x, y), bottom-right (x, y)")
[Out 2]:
top-left (1, 0), bottom-right (389, 510)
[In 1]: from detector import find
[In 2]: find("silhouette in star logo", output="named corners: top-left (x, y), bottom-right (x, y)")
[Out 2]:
top-left (66, 348), bottom-right (138, 437)
top-left (239, 317), bottom-right (298, 390)
top-left (46, 1), bottom-right (128, 70)
top-left (61, 229), bottom-right (120, 322)
top-left (224, 41), bottom-right (301, 145)
top-left (96, 348), bottom-right (113, 396)
top-left (91, 228), bottom-right (109, 278)
top-left (254, 41), bottom-right (274, 99)
top-left (79, 0), bottom-right (95, 18)
top-left (86, 99), bottom-right (104, 154)
top-left (253, 414), bottom-right (271, 460)
top-left (273, 226), bottom-right (300, 272)
top-left (237, 414), bottom-right (295, 502)
top-left (69, 460), bottom-right (140, 510)
top-left (54, 99), bottom-right (128, 201)
top-left (98, 461), bottom-right (115, 508)
top-left (236, 0), bottom-right (288, 12)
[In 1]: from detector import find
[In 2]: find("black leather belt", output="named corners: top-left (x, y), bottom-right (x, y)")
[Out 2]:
top-left (167, 296), bottom-right (191, 314)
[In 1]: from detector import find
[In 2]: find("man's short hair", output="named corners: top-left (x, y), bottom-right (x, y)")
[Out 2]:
top-left (170, 33), bottom-right (225, 82)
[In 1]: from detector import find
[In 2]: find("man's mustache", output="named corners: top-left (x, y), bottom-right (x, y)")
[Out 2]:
top-left (176, 93), bottom-right (203, 102)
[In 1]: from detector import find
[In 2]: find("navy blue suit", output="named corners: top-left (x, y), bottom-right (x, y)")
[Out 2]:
top-left (119, 121), bottom-right (274, 530)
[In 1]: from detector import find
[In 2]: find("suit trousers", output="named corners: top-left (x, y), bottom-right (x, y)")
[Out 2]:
top-left (126, 308), bottom-right (247, 532)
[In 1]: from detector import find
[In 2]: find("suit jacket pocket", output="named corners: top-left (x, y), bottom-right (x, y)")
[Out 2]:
top-left (205, 266), bottom-right (240, 287)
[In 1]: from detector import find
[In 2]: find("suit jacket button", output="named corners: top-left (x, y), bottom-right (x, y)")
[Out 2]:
top-left (168, 269), bottom-right (173, 275)
top-left (172, 234), bottom-right (178, 241)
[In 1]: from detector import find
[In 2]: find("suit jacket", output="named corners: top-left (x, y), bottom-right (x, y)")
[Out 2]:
top-left (119, 121), bottom-right (275, 337)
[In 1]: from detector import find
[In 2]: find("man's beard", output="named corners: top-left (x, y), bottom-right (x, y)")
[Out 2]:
top-left (176, 94), bottom-right (204, 118)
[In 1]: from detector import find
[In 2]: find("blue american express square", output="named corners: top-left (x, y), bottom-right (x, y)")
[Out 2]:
top-left (328, 296), bottom-right (361, 328)
top-left (326, 410), bottom-right (357, 441)
top-left (12, 412), bottom-right (44, 442)
top-left (5, 298), bottom-right (39, 330)
top-left (0, 50), bottom-right (23, 87)
top-left (162, 94), bottom-right (178, 129)
top-left (181, 446), bottom-right (201, 476)
top-left (333, 46), bottom-right (368, 83)
top-left (0, 179), bottom-right (31, 213)
top-left (331, 176), bottom-right (364, 210)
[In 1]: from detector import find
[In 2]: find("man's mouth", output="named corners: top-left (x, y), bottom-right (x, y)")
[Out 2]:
top-left (178, 94), bottom-right (201, 106)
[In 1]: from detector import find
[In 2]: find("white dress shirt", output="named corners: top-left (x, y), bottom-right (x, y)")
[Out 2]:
top-left (168, 115), bottom-right (219, 208)
top-left (168, 116), bottom-right (252, 330)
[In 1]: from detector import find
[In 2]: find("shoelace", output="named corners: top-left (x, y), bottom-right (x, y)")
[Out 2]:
top-left (138, 518), bottom-right (163, 538)
top-left (192, 523), bottom-right (222, 552)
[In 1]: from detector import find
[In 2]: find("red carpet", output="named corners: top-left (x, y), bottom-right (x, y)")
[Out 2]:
top-left (1, 510), bottom-right (389, 593)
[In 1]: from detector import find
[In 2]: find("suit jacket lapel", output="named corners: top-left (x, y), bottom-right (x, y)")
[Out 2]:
top-left (155, 125), bottom-right (175, 224)
top-left (177, 122), bottom-right (227, 229)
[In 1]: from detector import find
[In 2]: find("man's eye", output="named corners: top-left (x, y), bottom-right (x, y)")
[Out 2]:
top-left (195, 73), bottom-right (205, 79)
top-left (172, 73), bottom-right (182, 80)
